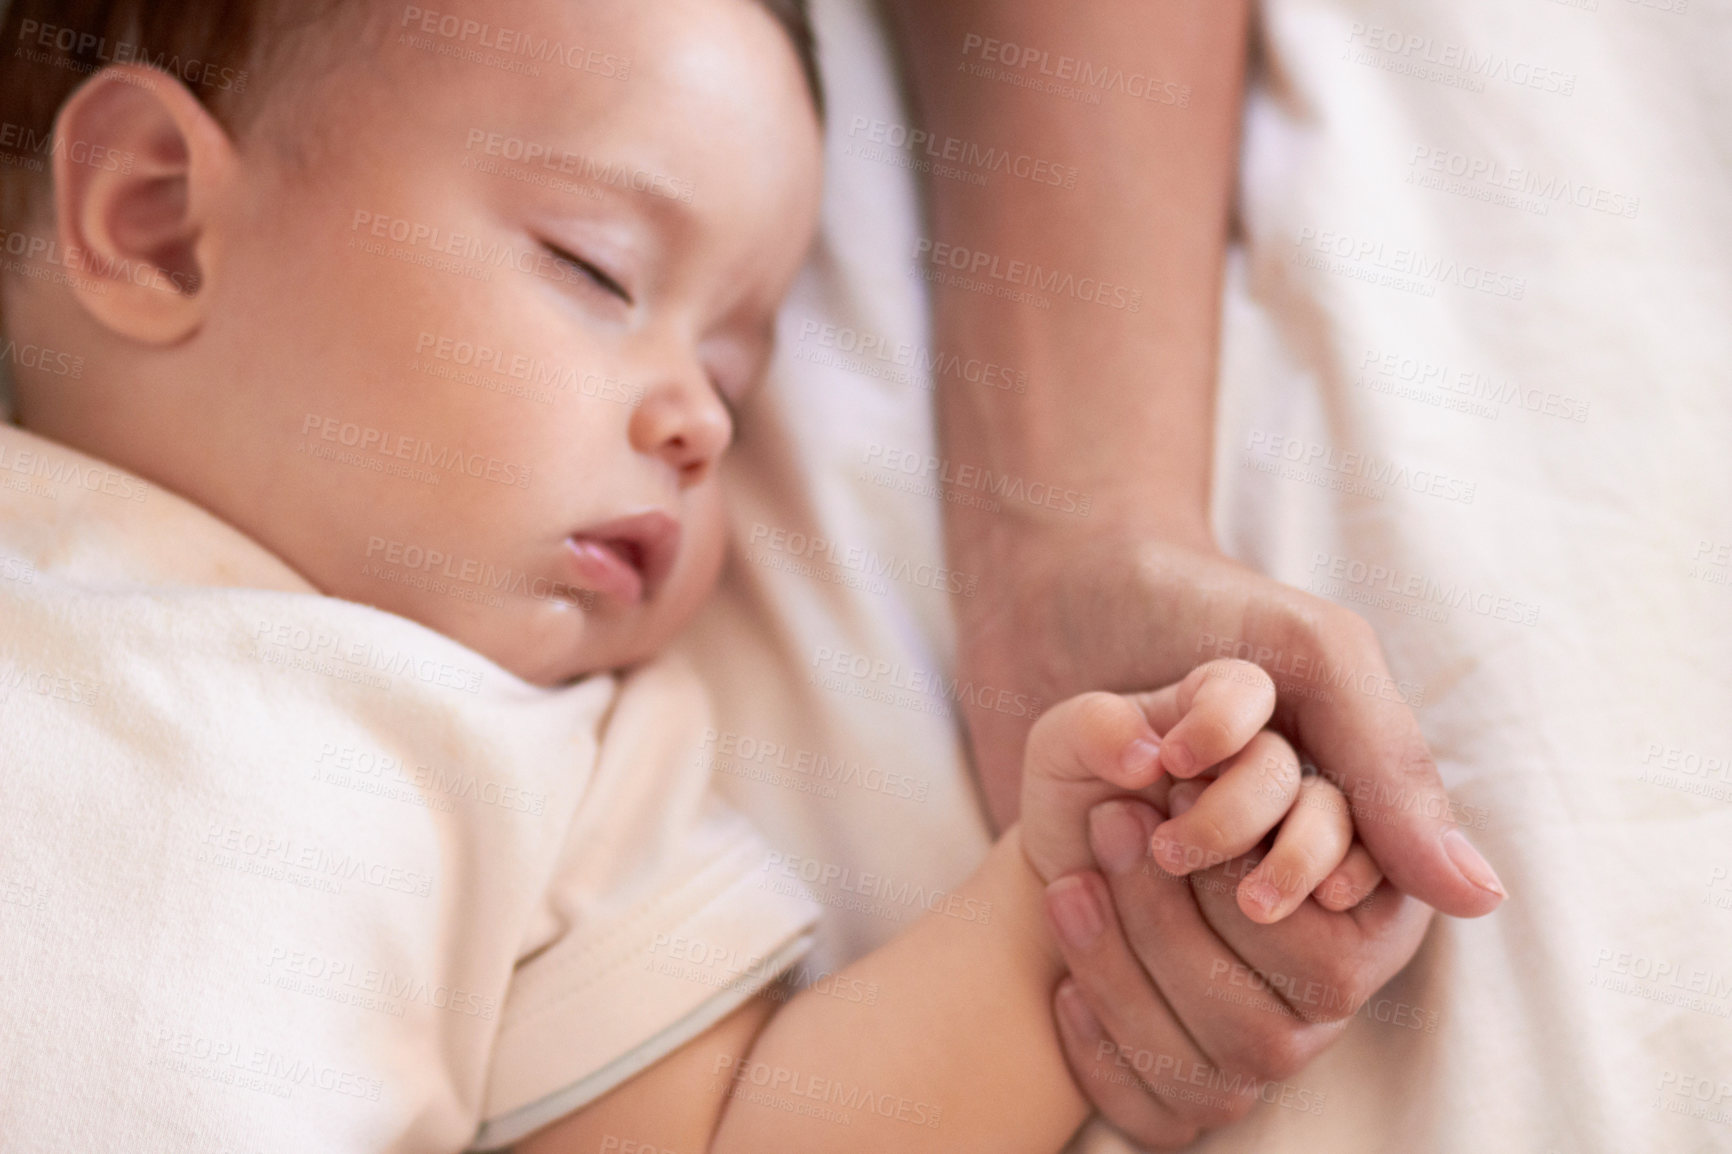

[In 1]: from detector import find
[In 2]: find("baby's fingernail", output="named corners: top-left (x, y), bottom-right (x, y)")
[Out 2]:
top-left (1120, 738), bottom-right (1161, 778)
top-left (1443, 829), bottom-right (1507, 899)
top-left (1167, 786), bottom-right (1199, 818)
top-left (1240, 878), bottom-right (1282, 921)
top-left (1149, 825), bottom-right (1191, 874)
top-left (1048, 876), bottom-right (1105, 949)
top-left (1317, 875), bottom-right (1354, 908)
top-left (1089, 801), bottom-right (1148, 875)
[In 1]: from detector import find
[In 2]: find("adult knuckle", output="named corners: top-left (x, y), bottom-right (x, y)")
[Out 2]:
top-left (1165, 1078), bottom-right (1254, 1130)
top-left (1295, 955), bottom-right (1372, 1023)
top-left (1272, 586), bottom-right (1330, 641)
top-left (1242, 1024), bottom-right (1312, 1082)
top-left (1115, 1104), bottom-right (1203, 1151)
top-left (1293, 994), bottom-right (1357, 1026)
top-left (1394, 732), bottom-right (1442, 786)
top-left (1099, 1098), bottom-right (1199, 1148)
top-left (1247, 660), bottom-right (1277, 694)
top-left (1330, 606), bottom-right (1382, 654)
top-left (1212, 1020), bottom-right (1288, 1082)
top-left (1147, 1124), bottom-right (1202, 1151)
top-left (1390, 750), bottom-right (1449, 813)
top-left (1202, 1091), bottom-right (1258, 1129)
top-left (1348, 736), bottom-right (1439, 827)
top-left (1221, 658), bottom-right (1277, 699)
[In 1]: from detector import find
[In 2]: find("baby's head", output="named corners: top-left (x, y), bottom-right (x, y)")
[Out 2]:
top-left (0, 0), bottom-right (824, 685)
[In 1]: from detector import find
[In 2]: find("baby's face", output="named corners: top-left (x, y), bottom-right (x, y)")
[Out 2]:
top-left (205, 0), bottom-right (821, 684)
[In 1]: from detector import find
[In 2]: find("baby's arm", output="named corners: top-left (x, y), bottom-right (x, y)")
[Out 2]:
top-left (518, 660), bottom-right (1335, 1154)
top-left (520, 828), bottom-right (1086, 1154)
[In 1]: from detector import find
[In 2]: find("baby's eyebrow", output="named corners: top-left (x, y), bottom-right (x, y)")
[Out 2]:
top-left (468, 127), bottom-right (699, 227)
top-left (591, 169), bottom-right (700, 228)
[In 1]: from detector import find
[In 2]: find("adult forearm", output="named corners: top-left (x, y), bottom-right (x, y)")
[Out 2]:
top-left (883, 0), bottom-right (1249, 547)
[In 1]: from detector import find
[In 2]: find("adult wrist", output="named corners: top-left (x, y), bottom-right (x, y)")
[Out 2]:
top-left (946, 495), bottom-right (1217, 571)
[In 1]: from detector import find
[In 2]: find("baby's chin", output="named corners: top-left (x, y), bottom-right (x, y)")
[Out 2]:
top-left (473, 597), bottom-right (701, 688)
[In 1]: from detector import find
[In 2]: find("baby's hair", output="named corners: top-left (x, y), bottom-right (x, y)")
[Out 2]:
top-left (0, 0), bottom-right (822, 232)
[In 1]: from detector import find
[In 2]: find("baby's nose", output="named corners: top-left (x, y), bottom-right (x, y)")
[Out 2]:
top-left (629, 374), bottom-right (732, 483)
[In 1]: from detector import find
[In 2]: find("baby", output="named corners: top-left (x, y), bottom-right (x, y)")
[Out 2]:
top-left (0, 0), bottom-right (1370, 1151)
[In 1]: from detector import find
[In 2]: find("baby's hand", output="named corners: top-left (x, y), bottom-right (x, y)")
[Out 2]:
top-left (1020, 660), bottom-right (1376, 924)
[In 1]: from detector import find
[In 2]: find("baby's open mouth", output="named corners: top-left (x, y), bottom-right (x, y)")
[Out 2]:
top-left (564, 511), bottom-right (680, 605)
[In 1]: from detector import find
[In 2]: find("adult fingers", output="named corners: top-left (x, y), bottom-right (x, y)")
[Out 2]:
top-left (1269, 605), bottom-right (1506, 917)
top-left (1051, 981), bottom-right (1202, 1150)
top-left (1079, 800), bottom-right (1346, 1082)
top-left (1045, 864), bottom-right (1304, 1135)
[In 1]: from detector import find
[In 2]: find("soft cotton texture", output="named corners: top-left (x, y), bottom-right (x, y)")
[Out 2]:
top-left (0, 422), bottom-right (818, 1153)
top-left (678, 0), bottom-right (1732, 1150)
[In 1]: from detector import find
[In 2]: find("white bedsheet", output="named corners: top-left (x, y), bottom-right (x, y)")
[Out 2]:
top-left (677, 0), bottom-right (1732, 1150)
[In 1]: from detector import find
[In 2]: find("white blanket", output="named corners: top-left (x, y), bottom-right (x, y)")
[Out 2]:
top-left (679, 0), bottom-right (1732, 1151)
top-left (0, 424), bottom-right (818, 1152)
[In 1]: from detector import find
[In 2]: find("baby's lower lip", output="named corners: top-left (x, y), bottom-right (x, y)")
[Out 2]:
top-left (564, 537), bottom-right (644, 604)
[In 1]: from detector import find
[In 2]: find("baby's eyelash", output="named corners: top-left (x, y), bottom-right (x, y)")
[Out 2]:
top-left (542, 241), bottom-right (634, 305)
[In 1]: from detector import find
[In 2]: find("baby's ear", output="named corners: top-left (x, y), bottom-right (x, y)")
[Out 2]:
top-left (50, 64), bottom-right (238, 344)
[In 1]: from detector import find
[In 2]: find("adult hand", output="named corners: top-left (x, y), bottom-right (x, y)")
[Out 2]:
top-left (880, 1), bottom-right (1501, 1140)
top-left (959, 519), bottom-right (1506, 919)
top-left (1042, 796), bottom-right (1432, 1146)
top-left (957, 520), bottom-right (1503, 1143)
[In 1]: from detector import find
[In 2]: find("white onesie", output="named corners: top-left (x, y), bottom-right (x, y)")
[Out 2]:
top-left (0, 421), bottom-right (819, 1152)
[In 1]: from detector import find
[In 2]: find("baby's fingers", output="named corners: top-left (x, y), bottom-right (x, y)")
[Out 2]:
top-left (1237, 777), bottom-right (1354, 924)
top-left (1149, 730), bottom-right (1300, 876)
top-left (1314, 843), bottom-right (1384, 912)
top-left (1156, 660), bottom-right (1277, 779)
top-left (1024, 692), bottom-right (1165, 790)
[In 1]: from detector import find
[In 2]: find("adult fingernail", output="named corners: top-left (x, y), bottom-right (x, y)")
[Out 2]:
top-left (1121, 737), bottom-right (1161, 778)
top-left (1055, 981), bottom-right (1102, 1041)
top-left (1089, 801), bottom-right (1148, 875)
top-left (1048, 876), bottom-right (1105, 949)
top-left (1443, 829), bottom-right (1507, 899)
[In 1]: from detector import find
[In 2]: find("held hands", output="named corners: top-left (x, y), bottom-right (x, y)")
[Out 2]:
top-left (955, 531), bottom-right (1502, 1145)
top-left (1014, 660), bottom-right (1425, 1146)
top-left (961, 531), bottom-right (1504, 919)
top-left (1021, 660), bottom-right (1376, 928)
